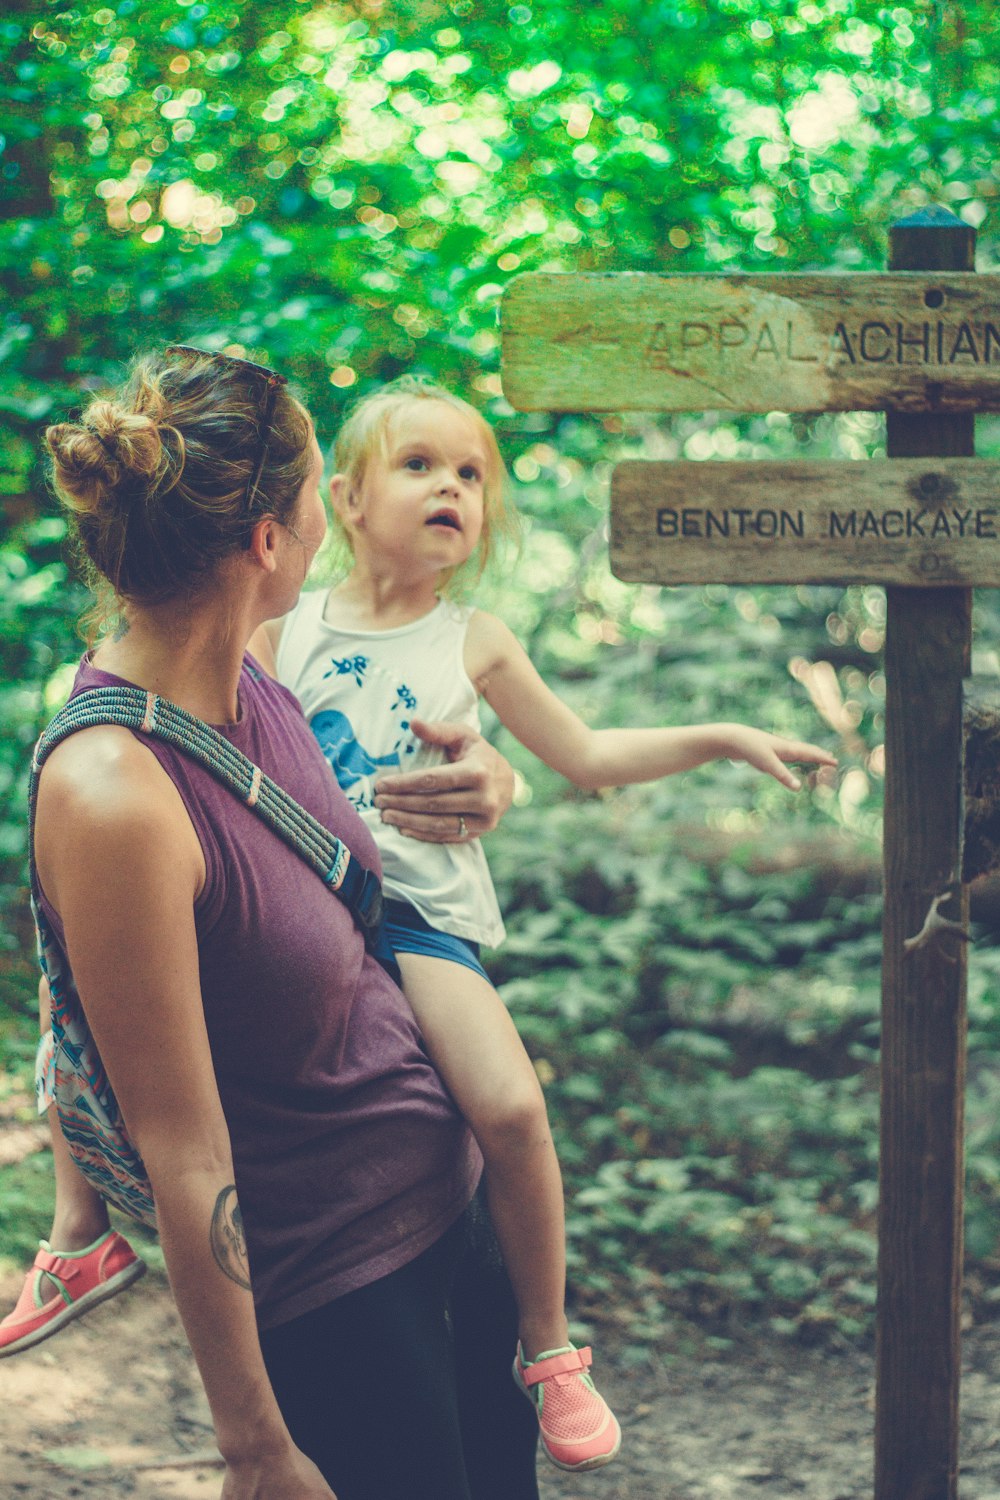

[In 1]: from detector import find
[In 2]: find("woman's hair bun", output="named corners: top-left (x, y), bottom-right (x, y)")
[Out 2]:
top-left (47, 399), bottom-right (163, 486)
top-left (87, 401), bottom-right (164, 475)
top-left (45, 402), bottom-right (165, 516)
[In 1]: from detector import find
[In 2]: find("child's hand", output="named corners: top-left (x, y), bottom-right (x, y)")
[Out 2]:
top-left (721, 726), bottom-right (838, 791)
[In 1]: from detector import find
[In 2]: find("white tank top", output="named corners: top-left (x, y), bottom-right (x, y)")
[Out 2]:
top-left (275, 590), bottom-right (505, 947)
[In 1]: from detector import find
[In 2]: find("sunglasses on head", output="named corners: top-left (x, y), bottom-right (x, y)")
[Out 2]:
top-left (165, 345), bottom-right (289, 516)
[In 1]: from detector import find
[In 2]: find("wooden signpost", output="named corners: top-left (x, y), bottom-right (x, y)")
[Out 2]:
top-left (612, 458), bottom-right (1000, 586)
top-left (501, 207), bottom-right (999, 1500)
top-left (503, 268), bottom-right (1000, 414)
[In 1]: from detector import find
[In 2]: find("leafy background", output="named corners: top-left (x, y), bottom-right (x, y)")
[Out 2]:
top-left (2, 0), bottom-right (1000, 1343)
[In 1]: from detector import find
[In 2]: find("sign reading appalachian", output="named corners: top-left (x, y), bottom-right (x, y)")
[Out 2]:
top-left (502, 273), bottom-right (1000, 413)
top-left (610, 459), bottom-right (1000, 586)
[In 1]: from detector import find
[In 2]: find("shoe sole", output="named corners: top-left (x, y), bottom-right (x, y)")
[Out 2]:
top-left (0, 1256), bottom-right (147, 1358)
top-left (511, 1360), bottom-right (623, 1472)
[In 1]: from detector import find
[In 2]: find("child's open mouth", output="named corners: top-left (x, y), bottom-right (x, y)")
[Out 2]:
top-left (427, 511), bottom-right (461, 531)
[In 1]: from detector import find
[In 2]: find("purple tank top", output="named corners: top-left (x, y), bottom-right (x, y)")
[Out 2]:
top-left (38, 654), bottom-right (481, 1329)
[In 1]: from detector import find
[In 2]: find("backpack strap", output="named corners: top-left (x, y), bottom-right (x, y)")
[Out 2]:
top-left (29, 683), bottom-right (396, 977)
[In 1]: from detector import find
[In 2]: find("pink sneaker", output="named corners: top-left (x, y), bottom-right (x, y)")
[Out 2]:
top-left (0, 1230), bottom-right (146, 1357)
top-left (513, 1341), bottom-right (622, 1472)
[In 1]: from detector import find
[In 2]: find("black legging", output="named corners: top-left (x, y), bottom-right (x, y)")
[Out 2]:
top-left (259, 1190), bottom-right (540, 1500)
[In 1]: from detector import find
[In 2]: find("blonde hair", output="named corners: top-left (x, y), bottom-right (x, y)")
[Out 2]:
top-left (45, 351), bottom-right (313, 634)
top-left (331, 376), bottom-right (518, 595)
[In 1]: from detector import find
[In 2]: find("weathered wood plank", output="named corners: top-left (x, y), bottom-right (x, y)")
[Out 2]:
top-left (501, 271), bottom-right (1000, 412)
top-left (610, 457), bottom-right (1000, 586)
top-left (876, 206), bottom-right (973, 1500)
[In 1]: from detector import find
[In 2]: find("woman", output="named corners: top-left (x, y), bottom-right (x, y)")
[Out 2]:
top-left (32, 346), bottom-right (538, 1500)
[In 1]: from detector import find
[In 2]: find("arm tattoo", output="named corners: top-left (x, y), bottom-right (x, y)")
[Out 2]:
top-left (209, 1185), bottom-right (252, 1290)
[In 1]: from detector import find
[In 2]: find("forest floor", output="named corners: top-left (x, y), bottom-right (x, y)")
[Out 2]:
top-left (3, 1256), bottom-right (1000, 1500)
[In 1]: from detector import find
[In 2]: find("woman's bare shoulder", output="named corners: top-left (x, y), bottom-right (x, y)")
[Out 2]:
top-left (39, 724), bottom-right (174, 811)
top-left (36, 726), bottom-right (204, 901)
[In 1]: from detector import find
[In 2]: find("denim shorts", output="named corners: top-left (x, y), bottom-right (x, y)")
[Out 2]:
top-left (384, 899), bottom-right (489, 981)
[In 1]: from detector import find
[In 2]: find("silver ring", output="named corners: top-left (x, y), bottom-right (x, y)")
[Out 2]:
top-left (457, 815), bottom-right (467, 839)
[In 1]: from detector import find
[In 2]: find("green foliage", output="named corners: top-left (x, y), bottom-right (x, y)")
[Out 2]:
top-left (0, 1151), bottom-right (57, 1269)
top-left (488, 800), bottom-right (878, 1337)
top-left (488, 800), bottom-right (1000, 1339)
top-left (2, 0), bottom-right (998, 485)
top-left (3, 0), bottom-right (1000, 1336)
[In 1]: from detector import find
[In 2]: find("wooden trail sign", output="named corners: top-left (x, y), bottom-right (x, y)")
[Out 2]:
top-left (501, 205), bottom-right (990, 1500)
top-left (502, 270), bottom-right (1000, 413)
top-left (611, 457), bottom-right (1000, 586)
top-left (876, 214), bottom-right (974, 1500)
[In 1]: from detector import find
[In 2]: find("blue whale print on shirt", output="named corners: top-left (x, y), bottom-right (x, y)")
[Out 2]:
top-left (310, 709), bottom-right (405, 803)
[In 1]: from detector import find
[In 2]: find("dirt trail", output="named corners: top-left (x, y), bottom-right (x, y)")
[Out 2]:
top-left (2, 1266), bottom-right (1000, 1499)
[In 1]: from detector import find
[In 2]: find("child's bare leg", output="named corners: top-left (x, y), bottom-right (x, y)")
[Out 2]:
top-left (37, 977), bottom-right (110, 1249)
top-left (397, 952), bottom-right (569, 1359)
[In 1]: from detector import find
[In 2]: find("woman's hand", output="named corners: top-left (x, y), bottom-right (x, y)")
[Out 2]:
top-left (221, 1444), bottom-right (336, 1499)
top-left (719, 725), bottom-right (838, 790)
top-left (373, 718), bottom-right (515, 843)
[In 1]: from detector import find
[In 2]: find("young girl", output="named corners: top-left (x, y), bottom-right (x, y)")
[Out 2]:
top-left (250, 377), bottom-right (836, 1472)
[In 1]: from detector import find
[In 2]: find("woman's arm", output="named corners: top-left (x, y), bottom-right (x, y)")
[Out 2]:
top-left (466, 612), bottom-right (837, 792)
top-left (35, 730), bottom-right (334, 1500)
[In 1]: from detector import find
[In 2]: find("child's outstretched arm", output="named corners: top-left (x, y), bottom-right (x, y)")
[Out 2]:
top-left (466, 612), bottom-right (837, 792)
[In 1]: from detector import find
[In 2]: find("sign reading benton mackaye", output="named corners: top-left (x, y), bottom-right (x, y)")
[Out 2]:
top-left (502, 273), bottom-right (1000, 413)
top-left (610, 459), bottom-right (1000, 586)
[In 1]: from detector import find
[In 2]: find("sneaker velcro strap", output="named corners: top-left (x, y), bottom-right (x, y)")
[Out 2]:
top-left (521, 1346), bottom-right (593, 1387)
top-left (35, 1270), bottom-right (71, 1305)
